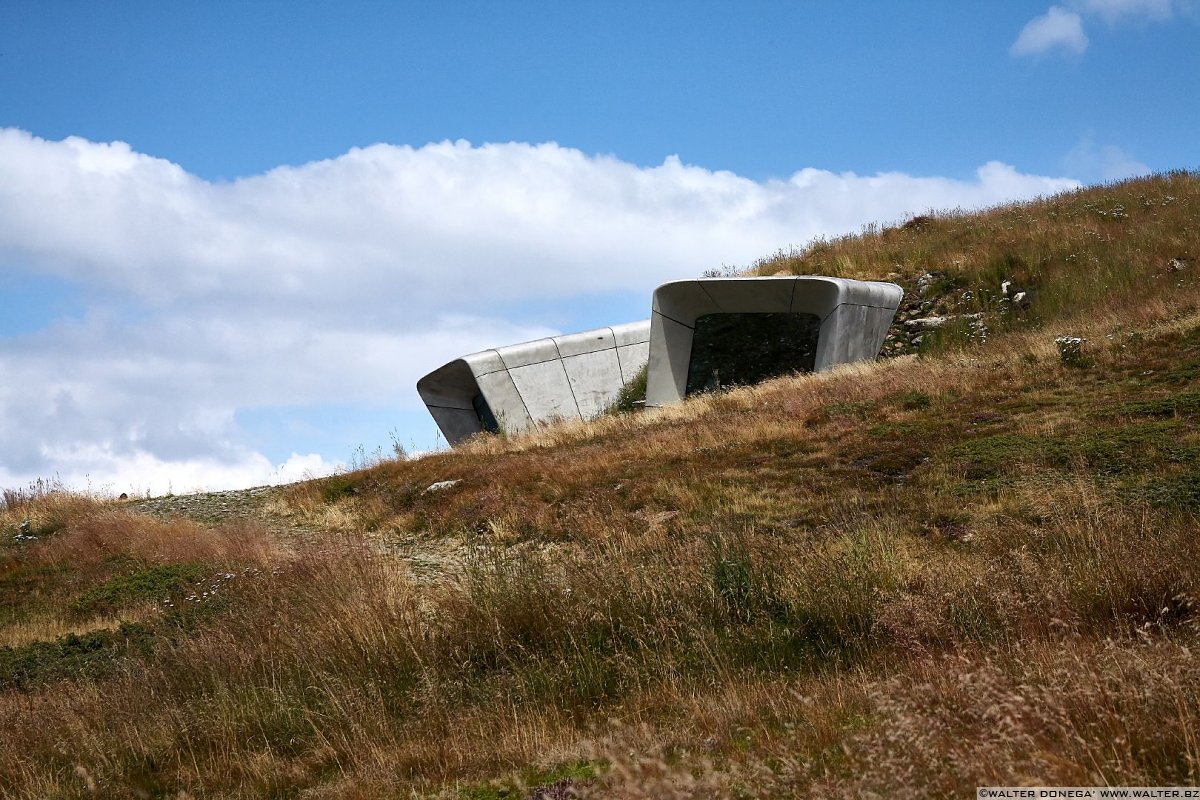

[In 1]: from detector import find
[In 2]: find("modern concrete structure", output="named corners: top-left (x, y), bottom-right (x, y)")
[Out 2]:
top-left (644, 276), bottom-right (903, 407)
top-left (418, 275), bottom-right (902, 445)
top-left (417, 321), bottom-right (651, 445)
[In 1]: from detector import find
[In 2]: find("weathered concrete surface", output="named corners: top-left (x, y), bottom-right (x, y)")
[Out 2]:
top-left (645, 276), bottom-right (903, 407)
top-left (417, 321), bottom-right (651, 445)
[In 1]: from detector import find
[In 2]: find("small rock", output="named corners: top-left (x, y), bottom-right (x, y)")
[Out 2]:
top-left (424, 480), bottom-right (460, 493)
top-left (904, 315), bottom-right (948, 330)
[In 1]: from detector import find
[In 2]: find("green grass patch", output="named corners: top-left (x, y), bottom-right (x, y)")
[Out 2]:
top-left (0, 623), bottom-right (154, 691)
top-left (0, 561), bottom-right (67, 627)
top-left (1130, 470), bottom-right (1200, 509)
top-left (1105, 391), bottom-right (1200, 419)
top-left (947, 433), bottom-right (1058, 481)
top-left (458, 761), bottom-right (596, 799)
top-left (606, 364), bottom-right (648, 416)
top-left (889, 390), bottom-right (933, 410)
top-left (1073, 422), bottom-right (1199, 475)
top-left (320, 474), bottom-right (359, 503)
top-left (72, 562), bottom-right (210, 616)
top-left (947, 421), bottom-right (1198, 485)
top-left (824, 399), bottom-right (877, 419)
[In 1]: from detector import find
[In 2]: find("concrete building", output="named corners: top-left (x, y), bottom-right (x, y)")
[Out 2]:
top-left (417, 321), bottom-right (651, 445)
top-left (644, 276), bottom-right (903, 407)
top-left (417, 275), bottom-right (902, 445)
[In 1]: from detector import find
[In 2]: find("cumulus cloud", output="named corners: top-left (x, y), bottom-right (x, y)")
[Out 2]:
top-left (1012, 0), bottom-right (1187, 57)
top-left (0, 130), bottom-right (1081, 314)
top-left (1011, 6), bottom-right (1089, 56)
top-left (0, 309), bottom-right (551, 494)
top-left (0, 129), bottom-right (1080, 493)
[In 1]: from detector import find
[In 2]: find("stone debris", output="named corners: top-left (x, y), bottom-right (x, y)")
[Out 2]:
top-left (129, 485), bottom-right (278, 524)
top-left (424, 479), bottom-right (461, 493)
top-left (904, 315), bottom-right (949, 331)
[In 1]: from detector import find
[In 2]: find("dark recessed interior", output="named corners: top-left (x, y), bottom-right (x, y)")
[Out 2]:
top-left (472, 393), bottom-right (500, 434)
top-left (685, 312), bottom-right (822, 396)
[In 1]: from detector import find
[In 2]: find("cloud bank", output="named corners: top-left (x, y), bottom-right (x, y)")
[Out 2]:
top-left (0, 129), bottom-right (1080, 494)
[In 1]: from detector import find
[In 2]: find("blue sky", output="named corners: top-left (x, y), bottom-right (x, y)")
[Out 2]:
top-left (1, 0), bottom-right (1197, 493)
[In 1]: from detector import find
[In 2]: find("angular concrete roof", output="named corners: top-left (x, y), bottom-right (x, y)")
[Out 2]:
top-left (417, 320), bottom-right (651, 445)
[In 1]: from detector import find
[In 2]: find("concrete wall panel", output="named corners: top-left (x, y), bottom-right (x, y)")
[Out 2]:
top-left (555, 328), bottom-right (616, 358)
top-left (696, 277), bottom-right (796, 314)
top-left (426, 407), bottom-right (482, 445)
top-left (789, 279), bottom-right (845, 317)
top-left (652, 280), bottom-right (720, 320)
top-left (417, 359), bottom-right (477, 410)
top-left (612, 321), bottom-right (651, 348)
top-left (646, 312), bottom-right (700, 408)
top-left (562, 349), bottom-right (626, 417)
top-left (616, 341), bottom-right (650, 384)
top-left (497, 338), bottom-right (561, 370)
top-left (507, 360), bottom-right (578, 423)
top-left (474, 368), bottom-right (532, 432)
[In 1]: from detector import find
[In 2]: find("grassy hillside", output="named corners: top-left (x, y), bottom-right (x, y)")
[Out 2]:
top-left (2, 171), bottom-right (1199, 798)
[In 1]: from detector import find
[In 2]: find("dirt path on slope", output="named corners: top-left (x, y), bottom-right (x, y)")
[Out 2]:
top-left (125, 485), bottom-right (468, 581)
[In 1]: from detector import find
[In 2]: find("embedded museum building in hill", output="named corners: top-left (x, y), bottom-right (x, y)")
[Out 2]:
top-left (417, 276), bottom-right (903, 445)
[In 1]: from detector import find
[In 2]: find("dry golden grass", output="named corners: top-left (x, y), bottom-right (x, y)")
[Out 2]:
top-left (582, 635), bottom-right (1200, 799)
top-left (30, 511), bottom-right (283, 569)
top-left (0, 483), bottom-right (103, 535)
top-left (0, 608), bottom-right (158, 649)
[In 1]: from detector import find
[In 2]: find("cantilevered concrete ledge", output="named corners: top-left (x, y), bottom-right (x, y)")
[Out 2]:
top-left (417, 321), bottom-right (651, 445)
top-left (644, 276), bottom-right (903, 408)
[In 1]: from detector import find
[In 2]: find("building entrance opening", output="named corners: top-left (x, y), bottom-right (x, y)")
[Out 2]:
top-left (685, 312), bottom-right (822, 396)
top-left (472, 393), bottom-right (501, 434)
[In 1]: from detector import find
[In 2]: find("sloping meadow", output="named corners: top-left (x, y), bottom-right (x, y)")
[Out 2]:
top-left (1, 171), bottom-right (1199, 798)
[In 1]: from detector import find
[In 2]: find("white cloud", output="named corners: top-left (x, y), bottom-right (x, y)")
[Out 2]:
top-left (1011, 6), bottom-right (1089, 56)
top-left (272, 453), bottom-right (341, 484)
top-left (0, 129), bottom-right (1080, 494)
top-left (1013, 0), bottom-right (1187, 57)
top-left (0, 130), bottom-right (1078, 314)
top-left (0, 446), bottom-right (340, 499)
top-left (0, 309), bottom-right (550, 493)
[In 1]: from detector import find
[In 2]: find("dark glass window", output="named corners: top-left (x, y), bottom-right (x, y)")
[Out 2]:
top-left (685, 312), bottom-right (822, 396)
top-left (472, 393), bottom-right (500, 434)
